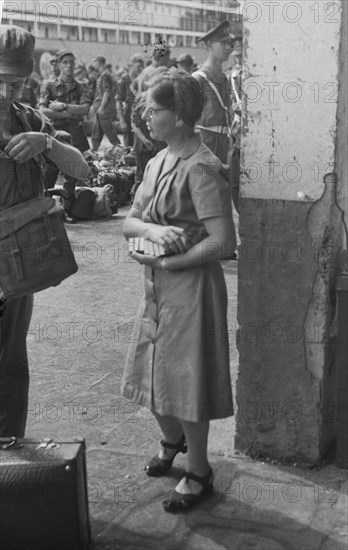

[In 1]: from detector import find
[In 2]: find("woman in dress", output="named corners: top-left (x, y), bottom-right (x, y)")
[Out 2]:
top-left (121, 68), bottom-right (236, 513)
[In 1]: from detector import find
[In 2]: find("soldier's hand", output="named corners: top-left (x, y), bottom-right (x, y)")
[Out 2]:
top-left (49, 101), bottom-right (66, 111)
top-left (5, 132), bottom-right (47, 163)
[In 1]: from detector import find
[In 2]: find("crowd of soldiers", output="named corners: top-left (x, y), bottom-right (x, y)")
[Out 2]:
top-left (18, 20), bottom-right (243, 221)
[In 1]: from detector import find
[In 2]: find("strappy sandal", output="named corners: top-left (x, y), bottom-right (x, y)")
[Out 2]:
top-left (162, 468), bottom-right (214, 513)
top-left (144, 434), bottom-right (187, 477)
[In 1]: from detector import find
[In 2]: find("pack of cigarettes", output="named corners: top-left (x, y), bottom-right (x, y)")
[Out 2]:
top-left (128, 237), bottom-right (185, 257)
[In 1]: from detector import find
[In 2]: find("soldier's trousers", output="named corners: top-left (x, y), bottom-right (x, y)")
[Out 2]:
top-left (0, 295), bottom-right (34, 437)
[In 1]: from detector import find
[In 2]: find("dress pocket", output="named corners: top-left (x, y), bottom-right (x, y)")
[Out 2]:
top-left (159, 268), bottom-right (201, 310)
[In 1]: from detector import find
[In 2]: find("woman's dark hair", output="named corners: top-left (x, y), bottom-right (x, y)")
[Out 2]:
top-left (147, 68), bottom-right (203, 127)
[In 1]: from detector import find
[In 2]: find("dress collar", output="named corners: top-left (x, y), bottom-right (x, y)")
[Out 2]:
top-left (169, 132), bottom-right (202, 160)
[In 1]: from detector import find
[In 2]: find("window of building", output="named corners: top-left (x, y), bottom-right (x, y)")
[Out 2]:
top-left (103, 29), bottom-right (116, 43)
top-left (65, 26), bottom-right (78, 40)
top-left (131, 31), bottom-right (142, 45)
top-left (144, 32), bottom-right (151, 47)
top-left (185, 36), bottom-right (192, 48)
top-left (119, 30), bottom-right (129, 44)
top-left (177, 36), bottom-right (184, 48)
top-left (81, 27), bottom-right (97, 42)
top-left (89, 28), bottom-right (98, 42)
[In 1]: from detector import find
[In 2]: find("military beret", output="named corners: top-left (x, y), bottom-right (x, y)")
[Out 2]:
top-left (93, 55), bottom-right (106, 64)
top-left (56, 50), bottom-right (75, 64)
top-left (196, 20), bottom-right (235, 45)
top-left (130, 53), bottom-right (144, 64)
top-left (177, 54), bottom-right (194, 67)
top-left (0, 25), bottom-right (35, 76)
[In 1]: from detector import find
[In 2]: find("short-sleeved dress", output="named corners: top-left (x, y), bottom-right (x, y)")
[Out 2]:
top-left (120, 134), bottom-right (234, 422)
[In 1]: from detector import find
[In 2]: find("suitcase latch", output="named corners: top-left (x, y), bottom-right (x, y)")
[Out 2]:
top-left (0, 436), bottom-right (23, 450)
top-left (37, 438), bottom-right (59, 450)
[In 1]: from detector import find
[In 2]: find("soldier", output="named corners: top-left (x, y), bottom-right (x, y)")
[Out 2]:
top-left (137, 41), bottom-right (171, 92)
top-left (192, 21), bottom-right (234, 166)
top-left (115, 54), bottom-right (144, 147)
top-left (0, 26), bottom-right (89, 437)
top-left (177, 53), bottom-right (194, 74)
top-left (91, 55), bottom-right (120, 152)
top-left (39, 50), bottom-right (91, 221)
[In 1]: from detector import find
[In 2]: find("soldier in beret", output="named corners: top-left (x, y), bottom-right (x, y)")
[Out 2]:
top-left (39, 49), bottom-right (92, 221)
top-left (0, 25), bottom-right (90, 437)
top-left (137, 41), bottom-right (171, 92)
top-left (91, 55), bottom-right (120, 152)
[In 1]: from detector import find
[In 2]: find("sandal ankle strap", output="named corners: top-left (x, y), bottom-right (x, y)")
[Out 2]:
top-left (160, 434), bottom-right (186, 451)
top-left (182, 468), bottom-right (213, 486)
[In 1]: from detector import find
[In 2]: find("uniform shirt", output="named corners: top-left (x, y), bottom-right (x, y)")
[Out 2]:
top-left (192, 68), bottom-right (232, 128)
top-left (115, 72), bottom-right (134, 121)
top-left (0, 102), bottom-right (57, 209)
top-left (39, 76), bottom-right (91, 116)
top-left (93, 69), bottom-right (116, 115)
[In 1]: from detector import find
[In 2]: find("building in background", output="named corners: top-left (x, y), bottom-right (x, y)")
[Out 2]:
top-left (2, 0), bottom-right (243, 74)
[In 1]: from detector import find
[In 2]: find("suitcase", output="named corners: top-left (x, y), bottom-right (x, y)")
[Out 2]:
top-left (0, 437), bottom-right (90, 550)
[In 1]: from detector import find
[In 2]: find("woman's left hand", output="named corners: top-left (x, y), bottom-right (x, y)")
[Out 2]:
top-left (5, 132), bottom-right (47, 163)
top-left (130, 252), bottom-right (161, 268)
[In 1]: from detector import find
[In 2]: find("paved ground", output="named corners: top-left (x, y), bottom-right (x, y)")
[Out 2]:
top-left (24, 207), bottom-right (348, 550)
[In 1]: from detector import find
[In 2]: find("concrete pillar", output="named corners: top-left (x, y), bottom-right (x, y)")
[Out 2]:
top-left (235, 0), bottom-right (348, 464)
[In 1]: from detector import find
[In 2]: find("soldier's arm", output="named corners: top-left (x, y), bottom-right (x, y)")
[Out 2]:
top-left (5, 132), bottom-right (90, 179)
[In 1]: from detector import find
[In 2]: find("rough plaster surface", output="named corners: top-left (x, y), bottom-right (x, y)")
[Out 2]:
top-left (241, 0), bottom-right (342, 201)
top-left (236, 0), bottom-right (346, 462)
top-left (335, 0), bottom-right (348, 249)
top-left (235, 198), bottom-right (342, 463)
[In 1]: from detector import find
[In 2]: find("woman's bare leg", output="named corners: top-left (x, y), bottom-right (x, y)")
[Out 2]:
top-left (152, 411), bottom-right (184, 460)
top-left (175, 420), bottom-right (211, 495)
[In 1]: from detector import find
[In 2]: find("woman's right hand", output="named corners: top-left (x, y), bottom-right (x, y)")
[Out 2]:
top-left (144, 224), bottom-right (184, 247)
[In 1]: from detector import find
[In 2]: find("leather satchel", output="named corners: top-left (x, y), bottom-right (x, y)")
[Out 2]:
top-left (0, 197), bottom-right (78, 299)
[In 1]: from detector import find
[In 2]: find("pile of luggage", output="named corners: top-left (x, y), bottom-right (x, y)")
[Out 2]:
top-left (69, 146), bottom-right (136, 220)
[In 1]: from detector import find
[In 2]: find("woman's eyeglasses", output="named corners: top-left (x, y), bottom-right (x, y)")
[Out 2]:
top-left (145, 105), bottom-right (168, 119)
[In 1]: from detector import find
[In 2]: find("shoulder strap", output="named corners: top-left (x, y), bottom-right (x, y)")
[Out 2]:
top-left (14, 103), bottom-right (47, 133)
top-left (194, 70), bottom-right (228, 112)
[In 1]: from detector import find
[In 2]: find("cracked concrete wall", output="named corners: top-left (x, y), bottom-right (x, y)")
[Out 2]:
top-left (235, 1), bottom-right (347, 463)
